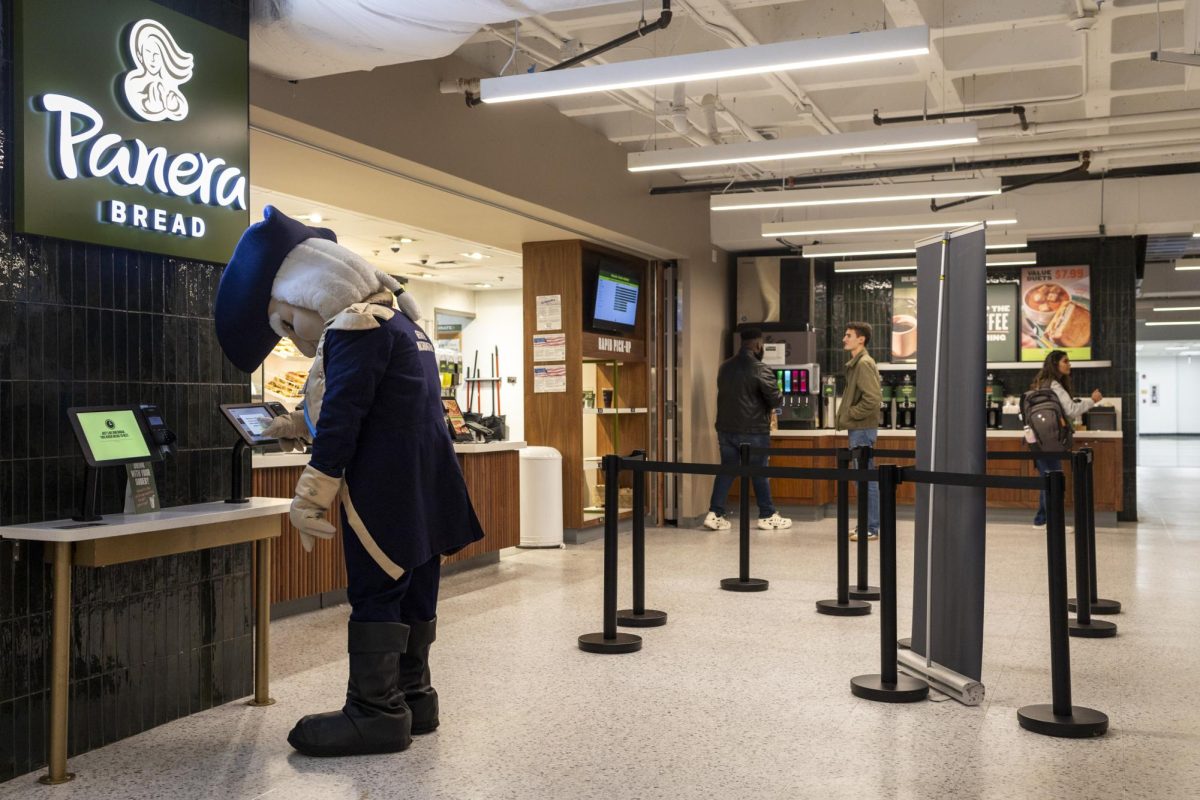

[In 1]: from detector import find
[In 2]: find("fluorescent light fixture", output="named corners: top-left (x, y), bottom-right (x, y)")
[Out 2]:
top-left (1151, 51), bottom-right (1200, 67)
top-left (764, 209), bottom-right (1016, 238)
top-left (711, 177), bottom-right (1001, 212)
top-left (1145, 320), bottom-right (1200, 326)
top-left (802, 235), bottom-right (1027, 258)
top-left (833, 251), bottom-right (1037, 272)
top-left (1153, 305), bottom-right (1200, 312)
top-left (1176, 258), bottom-right (1200, 270)
top-left (481, 26), bottom-right (929, 104)
top-left (1193, 225), bottom-right (1200, 238)
top-left (1181, 351), bottom-right (1200, 356)
top-left (630, 121), bottom-right (975, 173)
top-left (1165, 345), bottom-right (1189, 350)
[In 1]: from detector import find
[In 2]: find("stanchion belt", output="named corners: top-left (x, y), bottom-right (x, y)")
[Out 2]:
top-left (749, 447), bottom-right (1083, 462)
top-left (900, 468), bottom-right (1044, 490)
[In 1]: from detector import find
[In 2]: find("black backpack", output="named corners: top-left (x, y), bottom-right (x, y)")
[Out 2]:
top-left (1021, 388), bottom-right (1072, 452)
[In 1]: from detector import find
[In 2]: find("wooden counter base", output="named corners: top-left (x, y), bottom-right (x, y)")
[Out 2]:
top-left (253, 449), bottom-right (521, 607)
top-left (732, 434), bottom-right (1122, 513)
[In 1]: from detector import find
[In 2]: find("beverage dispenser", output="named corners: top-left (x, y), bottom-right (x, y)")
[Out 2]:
top-left (774, 364), bottom-right (821, 429)
top-left (895, 373), bottom-right (917, 430)
top-left (880, 381), bottom-right (894, 429)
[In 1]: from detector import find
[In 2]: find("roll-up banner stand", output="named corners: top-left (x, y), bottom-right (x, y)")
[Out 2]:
top-left (907, 224), bottom-right (988, 702)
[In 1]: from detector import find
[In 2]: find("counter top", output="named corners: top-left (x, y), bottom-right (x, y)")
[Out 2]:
top-left (0, 498), bottom-right (293, 543)
top-left (252, 441), bottom-right (526, 468)
top-left (771, 429), bottom-right (1122, 439)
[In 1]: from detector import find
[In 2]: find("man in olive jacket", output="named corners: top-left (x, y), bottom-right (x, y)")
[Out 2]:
top-left (837, 322), bottom-right (883, 540)
top-left (704, 328), bottom-right (792, 531)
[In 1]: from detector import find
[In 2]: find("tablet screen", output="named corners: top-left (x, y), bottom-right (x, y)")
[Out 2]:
top-left (73, 409), bottom-right (153, 463)
top-left (226, 405), bottom-right (276, 444)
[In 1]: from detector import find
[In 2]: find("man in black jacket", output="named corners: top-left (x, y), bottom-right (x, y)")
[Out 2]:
top-left (704, 328), bottom-right (792, 531)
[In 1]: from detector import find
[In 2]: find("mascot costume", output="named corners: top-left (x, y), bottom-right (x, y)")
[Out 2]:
top-left (214, 207), bottom-right (484, 757)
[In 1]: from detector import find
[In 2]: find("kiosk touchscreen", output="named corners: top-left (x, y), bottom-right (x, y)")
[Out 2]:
top-left (67, 406), bottom-right (160, 467)
top-left (220, 403), bottom-right (280, 446)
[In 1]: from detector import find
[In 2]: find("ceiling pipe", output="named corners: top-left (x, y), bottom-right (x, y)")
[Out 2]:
top-left (977, 107), bottom-right (1200, 138)
top-left (547, 0), bottom-right (671, 71)
top-left (649, 153), bottom-right (1084, 195)
top-left (875, 105), bottom-right (1029, 131)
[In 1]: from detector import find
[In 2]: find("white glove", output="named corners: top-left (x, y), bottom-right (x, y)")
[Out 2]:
top-left (290, 466), bottom-right (340, 552)
top-left (264, 410), bottom-right (311, 453)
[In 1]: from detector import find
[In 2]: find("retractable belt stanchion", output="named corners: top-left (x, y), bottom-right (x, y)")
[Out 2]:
top-left (1070, 448), bottom-right (1122, 615)
top-left (1068, 450), bottom-right (1117, 638)
top-left (618, 451), bottom-right (668, 628)
top-left (816, 448), bottom-right (871, 616)
top-left (1017, 469), bottom-right (1109, 737)
top-left (722, 443), bottom-right (769, 592)
top-left (848, 444), bottom-right (880, 601)
top-left (851, 464), bottom-right (928, 702)
top-left (579, 454), bottom-right (643, 654)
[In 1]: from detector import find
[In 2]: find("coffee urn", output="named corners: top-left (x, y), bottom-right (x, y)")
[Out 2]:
top-left (895, 373), bottom-right (917, 429)
top-left (880, 381), bottom-right (894, 429)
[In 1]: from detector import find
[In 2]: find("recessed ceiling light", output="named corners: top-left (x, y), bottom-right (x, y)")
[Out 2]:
top-left (461, 252), bottom-right (489, 260)
top-left (765, 209), bottom-right (1016, 238)
top-left (471, 282), bottom-right (493, 288)
top-left (481, 26), bottom-right (930, 104)
top-left (419, 272), bottom-right (435, 279)
top-left (711, 177), bottom-right (1002, 212)
top-left (630, 122), bottom-right (977, 173)
top-left (399, 237), bottom-right (414, 244)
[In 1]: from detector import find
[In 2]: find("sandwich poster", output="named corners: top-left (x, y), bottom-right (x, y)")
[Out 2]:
top-left (1019, 266), bottom-right (1092, 361)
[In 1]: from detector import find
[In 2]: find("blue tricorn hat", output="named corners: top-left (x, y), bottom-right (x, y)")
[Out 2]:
top-left (215, 205), bottom-right (337, 373)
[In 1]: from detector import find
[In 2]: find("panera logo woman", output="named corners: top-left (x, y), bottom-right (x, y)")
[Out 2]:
top-left (122, 19), bottom-right (194, 122)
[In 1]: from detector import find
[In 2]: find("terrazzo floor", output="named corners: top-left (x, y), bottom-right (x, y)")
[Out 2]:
top-left (3, 449), bottom-right (1199, 799)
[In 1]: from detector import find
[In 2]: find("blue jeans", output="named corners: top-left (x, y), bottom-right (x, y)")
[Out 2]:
top-left (1033, 456), bottom-right (1058, 525)
top-left (848, 428), bottom-right (879, 534)
top-left (709, 431), bottom-right (775, 519)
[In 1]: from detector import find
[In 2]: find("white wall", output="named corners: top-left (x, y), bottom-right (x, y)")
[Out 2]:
top-left (460, 289), bottom-right (525, 441)
top-left (1138, 356), bottom-right (1200, 434)
top-left (402, 279), bottom-right (476, 334)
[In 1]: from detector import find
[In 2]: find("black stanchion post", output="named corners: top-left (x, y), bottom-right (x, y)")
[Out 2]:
top-left (1017, 469), bottom-right (1108, 737)
top-left (1070, 448), bottom-right (1121, 615)
top-left (722, 443), bottom-right (768, 592)
top-left (579, 454), bottom-right (643, 654)
top-left (851, 464), bottom-right (928, 702)
top-left (849, 445), bottom-right (880, 601)
top-left (618, 451), bottom-right (668, 628)
top-left (1069, 451), bottom-right (1116, 638)
top-left (817, 449), bottom-right (870, 616)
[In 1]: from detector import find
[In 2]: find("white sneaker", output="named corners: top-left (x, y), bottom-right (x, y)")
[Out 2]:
top-left (702, 512), bottom-right (732, 531)
top-left (757, 513), bottom-right (792, 530)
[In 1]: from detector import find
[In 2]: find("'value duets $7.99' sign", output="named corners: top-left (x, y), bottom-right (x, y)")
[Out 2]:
top-left (15, 0), bottom-right (249, 263)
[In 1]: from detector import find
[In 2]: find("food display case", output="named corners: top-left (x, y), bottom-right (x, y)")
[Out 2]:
top-left (252, 337), bottom-right (313, 412)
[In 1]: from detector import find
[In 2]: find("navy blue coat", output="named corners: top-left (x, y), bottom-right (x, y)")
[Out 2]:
top-left (309, 308), bottom-right (484, 571)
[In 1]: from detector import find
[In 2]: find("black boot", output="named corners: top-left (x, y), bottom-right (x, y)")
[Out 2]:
top-left (287, 621), bottom-right (413, 757)
top-left (399, 618), bottom-right (439, 734)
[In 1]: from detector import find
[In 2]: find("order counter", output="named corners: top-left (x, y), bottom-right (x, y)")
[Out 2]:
top-left (252, 441), bottom-right (525, 613)
top-left (745, 430), bottom-right (1123, 514)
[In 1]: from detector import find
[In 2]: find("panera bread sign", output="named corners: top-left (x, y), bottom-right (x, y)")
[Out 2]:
top-left (15, 0), bottom-right (249, 262)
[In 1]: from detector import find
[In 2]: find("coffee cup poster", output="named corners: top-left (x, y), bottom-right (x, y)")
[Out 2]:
top-left (1019, 266), bottom-right (1092, 361)
top-left (891, 274), bottom-right (918, 363)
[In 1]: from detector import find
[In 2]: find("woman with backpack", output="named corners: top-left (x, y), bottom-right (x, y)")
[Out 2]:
top-left (1027, 350), bottom-right (1103, 527)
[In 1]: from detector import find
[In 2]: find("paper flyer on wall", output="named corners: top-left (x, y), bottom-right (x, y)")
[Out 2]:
top-left (533, 364), bottom-right (567, 393)
top-left (1019, 265), bottom-right (1092, 361)
top-left (536, 294), bottom-right (562, 331)
top-left (532, 333), bottom-right (567, 362)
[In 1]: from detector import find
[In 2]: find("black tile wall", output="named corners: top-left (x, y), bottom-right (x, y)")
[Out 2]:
top-left (0, 0), bottom-right (252, 782)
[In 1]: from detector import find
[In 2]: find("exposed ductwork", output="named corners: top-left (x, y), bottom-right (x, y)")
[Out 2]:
top-left (250, 0), bottom-right (611, 80)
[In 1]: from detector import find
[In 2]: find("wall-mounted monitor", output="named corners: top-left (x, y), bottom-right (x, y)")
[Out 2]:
top-left (591, 267), bottom-right (640, 335)
top-left (67, 406), bottom-right (160, 466)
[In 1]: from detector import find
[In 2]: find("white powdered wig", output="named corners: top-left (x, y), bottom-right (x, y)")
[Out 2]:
top-left (271, 238), bottom-right (400, 321)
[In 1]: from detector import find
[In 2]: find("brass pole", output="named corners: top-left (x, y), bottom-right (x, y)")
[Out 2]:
top-left (40, 541), bottom-right (75, 785)
top-left (248, 537), bottom-right (275, 706)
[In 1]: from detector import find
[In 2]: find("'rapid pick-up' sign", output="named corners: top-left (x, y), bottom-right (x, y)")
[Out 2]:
top-left (15, 0), bottom-right (249, 263)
